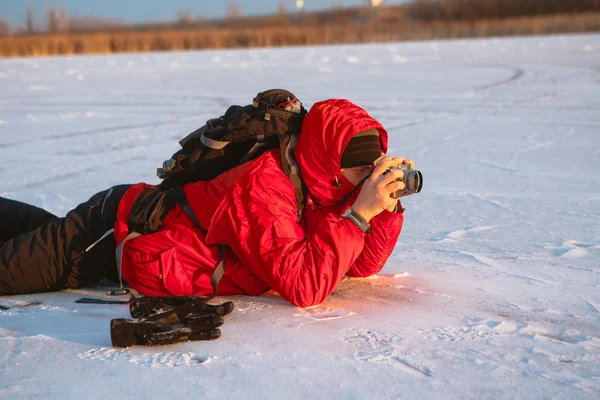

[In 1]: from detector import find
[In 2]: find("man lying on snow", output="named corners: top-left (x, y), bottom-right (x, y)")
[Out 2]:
top-left (0, 96), bottom-right (419, 313)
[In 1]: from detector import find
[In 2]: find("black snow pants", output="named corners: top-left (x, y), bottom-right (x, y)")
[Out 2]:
top-left (0, 185), bottom-right (131, 295)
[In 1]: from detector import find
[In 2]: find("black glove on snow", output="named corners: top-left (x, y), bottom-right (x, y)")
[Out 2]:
top-left (128, 295), bottom-right (234, 320)
top-left (110, 296), bottom-right (234, 348)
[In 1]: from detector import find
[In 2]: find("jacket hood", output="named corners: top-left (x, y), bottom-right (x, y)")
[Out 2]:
top-left (294, 99), bottom-right (389, 207)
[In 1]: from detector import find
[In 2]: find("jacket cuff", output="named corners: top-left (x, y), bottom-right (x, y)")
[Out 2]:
top-left (380, 201), bottom-right (404, 217)
top-left (338, 214), bottom-right (369, 238)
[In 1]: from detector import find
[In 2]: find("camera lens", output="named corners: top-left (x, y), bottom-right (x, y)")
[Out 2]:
top-left (406, 171), bottom-right (423, 193)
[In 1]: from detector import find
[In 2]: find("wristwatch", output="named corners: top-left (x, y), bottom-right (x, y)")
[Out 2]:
top-left (341, 208), bottom-right (371, 233)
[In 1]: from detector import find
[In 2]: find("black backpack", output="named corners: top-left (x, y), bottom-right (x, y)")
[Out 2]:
top-left (115, 89), bottom-right (308, 298)
top-left (158, 89), bottom-right (306, 190)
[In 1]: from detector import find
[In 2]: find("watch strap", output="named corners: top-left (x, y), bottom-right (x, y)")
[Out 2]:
top-left (342, 208), bottom-right (371, 233)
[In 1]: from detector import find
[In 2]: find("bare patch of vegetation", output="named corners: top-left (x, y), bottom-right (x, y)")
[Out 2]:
top-left (1, 2), bottom-right (599, 58)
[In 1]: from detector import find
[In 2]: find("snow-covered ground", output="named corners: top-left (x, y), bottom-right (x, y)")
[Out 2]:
top-left (1, 34), bottom-right (599, 399)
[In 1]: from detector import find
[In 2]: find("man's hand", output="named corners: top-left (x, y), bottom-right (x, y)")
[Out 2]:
top-left (352, 156), bottom-right (414, 222)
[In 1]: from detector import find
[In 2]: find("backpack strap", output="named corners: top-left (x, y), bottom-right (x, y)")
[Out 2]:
top-left (167, 187), bottom-right (225, 300)
top-left (167, 187), bottom-right (207, 234)
top-left (211, 245), bottom-right (227, 300)
top-left (112, 186), bottom-right (226, 301)
top-left (279, 133), bottom-right (307, 221)
top-left (200, 133), bottom-right (230, 150)
top-left (112, 231), bottom-right (141, 296)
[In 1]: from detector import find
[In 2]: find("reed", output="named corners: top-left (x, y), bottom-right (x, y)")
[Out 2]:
top-left (406, 0), bottom-right (600, 22)
top-left (1, 10), bottom-right (599, 58)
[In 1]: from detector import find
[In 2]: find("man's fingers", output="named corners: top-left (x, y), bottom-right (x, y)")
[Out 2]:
top-left (386, 181), bottom-right (405, 198)
top-left (374, 156), bottom-right (405, 167)
top-left (389, 180), bottom-right (405, 191)
top-left (371, 156), bottom-right (408, 179)
top-left (402, 159), bottom-right (414, 168)
top-left (372, 158), bottom-right (402, 179)
top-left (373, 154), bottom-right (386, 164)
top-left (377, 169), bottom-right (404, 188)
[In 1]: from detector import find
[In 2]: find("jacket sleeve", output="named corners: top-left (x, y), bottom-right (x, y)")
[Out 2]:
top-left (345, 205), bottom-right (404, 278)
top-left (205, 170), bottom-right (367, 307)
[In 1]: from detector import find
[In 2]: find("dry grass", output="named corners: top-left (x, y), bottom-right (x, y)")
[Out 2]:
top-left (407, 0), bottom-right (600, 21)
top-left (1, 11), bottom-right (599, 58)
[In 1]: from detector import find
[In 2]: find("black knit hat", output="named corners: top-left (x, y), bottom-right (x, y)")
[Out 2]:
top-left (340, 129), bottom-right (381, 168)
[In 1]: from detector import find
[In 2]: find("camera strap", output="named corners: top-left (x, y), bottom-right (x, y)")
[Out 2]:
top-left (333, 173), bottom-right (371, 207)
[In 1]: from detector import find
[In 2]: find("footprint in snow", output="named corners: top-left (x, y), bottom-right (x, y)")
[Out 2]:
top-left (424, 314), bottom-right (598, 348)
top-left (337, 327), bottom-right (433, 377)
top-left (420, 324), bottom-right (498, 341)
top-left (288, 307), bottom-right (354, 327)
top-left (78, 347), bottom-right (215, 367)
top-left (432, 225), bottom-right (495, 243)
top-left (232, 301), bottom-right (272, 314)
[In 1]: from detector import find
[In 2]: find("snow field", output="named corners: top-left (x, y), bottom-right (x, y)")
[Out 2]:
top-left (1, 34), bottom-right (599, 399)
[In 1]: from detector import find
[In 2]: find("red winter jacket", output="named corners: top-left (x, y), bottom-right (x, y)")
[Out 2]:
top-left (114, 99), bottom-right (404, 307)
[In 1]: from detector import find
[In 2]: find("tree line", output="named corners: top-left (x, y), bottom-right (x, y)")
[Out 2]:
top-left (407, 0), bottom-right (600, 22)
top-left (1, 1), bottom-right (599, 57)
top-left (2, 0), bottom-right (598, 37)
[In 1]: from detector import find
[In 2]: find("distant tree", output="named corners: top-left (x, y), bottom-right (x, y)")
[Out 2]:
top-left (226, 1), bottom-right (243, 19)
top-left (277, 3), bottom-right (289, 15)
top-left (48, 8), bottom-right (59, 33)
top-left (276, 2), bottom-right (289, 25)
top-left (68, 16), bottom-right (125, 32)
top-left (195, 13), bottom-right (212, 28)
top-left (331, 3), bottom-right (350, 24)
top-left (26, 6), bottom-right (34, 34)
top-left (0, 18), bottom-right (10, 36)
top-left (47, 7), bottom-right (69, 33)
top-left (58, 8), bottom-right (70, 32)
top-left (177, 9), bottom-right (193, 25)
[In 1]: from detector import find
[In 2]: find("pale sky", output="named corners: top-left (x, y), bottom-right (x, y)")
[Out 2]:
top-left (0, 0), bottom-right (406, 27)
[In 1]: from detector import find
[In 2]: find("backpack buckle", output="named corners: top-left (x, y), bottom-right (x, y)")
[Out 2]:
top-left (107, 288), bottom-right (130, 296)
